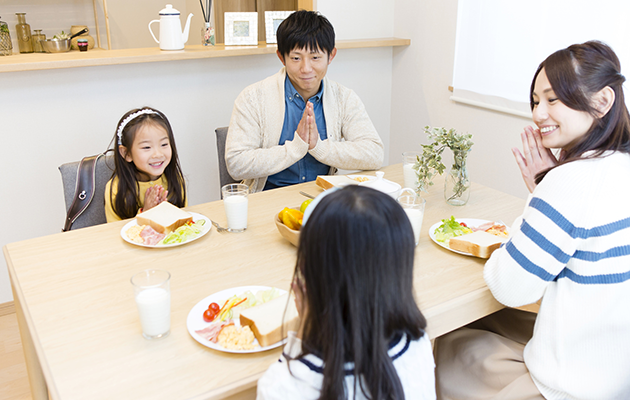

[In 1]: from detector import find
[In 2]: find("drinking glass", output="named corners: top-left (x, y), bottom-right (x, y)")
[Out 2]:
top-left (402, 151), bottom-right (422, 191)
top-left (397, 188), bottom-right (426, 245)
top-left (221, 183), bottom-right (249, 232)
top-left (131, 269), bottom-right (171, 340)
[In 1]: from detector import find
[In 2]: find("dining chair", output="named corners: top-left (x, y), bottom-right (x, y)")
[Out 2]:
top-left (215, 126), bottom-right (239, 189)
top-left (59, 154), bottom-right (114, 230)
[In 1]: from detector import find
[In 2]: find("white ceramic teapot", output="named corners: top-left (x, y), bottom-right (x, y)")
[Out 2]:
top-left (148, 4), bottom-right (193, 51)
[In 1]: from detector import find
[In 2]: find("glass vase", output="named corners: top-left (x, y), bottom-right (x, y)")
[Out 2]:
top-left (202, 22), bottom-right (215, 46)
top-left (444, 152), bottom-right (470, 206)
top-left (0, 17), bottom-right (12, 56)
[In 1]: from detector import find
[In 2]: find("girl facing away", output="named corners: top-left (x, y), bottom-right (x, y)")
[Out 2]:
top-left (435, 41), bottom-right (630, 399)
top-left (257, 186), bottom-right (436, 400)
top-left (105, 107), bottom-right (187, 222)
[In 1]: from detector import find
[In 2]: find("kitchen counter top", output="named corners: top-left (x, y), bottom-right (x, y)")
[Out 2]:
top-left (0, 38), bottom-right (410, 73)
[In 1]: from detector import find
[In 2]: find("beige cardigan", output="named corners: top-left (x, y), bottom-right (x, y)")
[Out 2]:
top-left (225, 67), bottom-right (384, 192)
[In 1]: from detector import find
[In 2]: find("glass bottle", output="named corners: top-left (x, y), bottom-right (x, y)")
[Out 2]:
top-left (32, 29), bottom-right (46, 53)
top-left (202, 22), bottom-right (215, 46)
top-left (15, 13), bottom-right (33, 53)
top-left (0, 16), bottom-right (12, 56)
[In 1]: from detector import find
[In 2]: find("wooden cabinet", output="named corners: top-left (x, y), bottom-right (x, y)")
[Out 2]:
top-left (214, 0), bottom-right (312, 44)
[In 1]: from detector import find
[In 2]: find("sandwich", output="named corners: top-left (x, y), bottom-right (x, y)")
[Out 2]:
top-left (448, 231), bottom-right (507, 258)
top-left (239, 292), bottom-right (300, 347)
top-left (136, 201), bottom-right (192, 234)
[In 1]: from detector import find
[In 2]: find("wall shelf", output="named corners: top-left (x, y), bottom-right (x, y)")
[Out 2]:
top-left (0, 38), bottom-right (410, 73)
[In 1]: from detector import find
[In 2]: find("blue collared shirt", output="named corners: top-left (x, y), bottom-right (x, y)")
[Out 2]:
top-left (263, 77), bottom-right (329, 190)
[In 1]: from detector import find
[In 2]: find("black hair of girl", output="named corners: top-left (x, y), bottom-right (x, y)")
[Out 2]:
top-left (530, 40), bottom-right (630, 184)
top-left (109, 107), bottom-right (187, 219)
top-left (293, 185), bottom-right (427, 400)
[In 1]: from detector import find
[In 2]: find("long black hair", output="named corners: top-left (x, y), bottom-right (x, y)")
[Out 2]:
top-left (293, 185), bottom-right (427, 400)
top-left (532, 40), bottom-right (630, 184)
top-left (108, 107), bottom-right (186, 219)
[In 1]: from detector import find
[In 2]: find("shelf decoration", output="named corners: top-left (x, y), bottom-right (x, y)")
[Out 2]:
top-left (199, 0), bottom-right (215, 46)
top-left (224, 12), bottom-right (258, 46)
top-left (264, 11), bottom-right (294, 44)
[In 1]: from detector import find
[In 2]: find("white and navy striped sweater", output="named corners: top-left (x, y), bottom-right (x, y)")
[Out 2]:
top-left (485, 151), bottom-right (630, 400)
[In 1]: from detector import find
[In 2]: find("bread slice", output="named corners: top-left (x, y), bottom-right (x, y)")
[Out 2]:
top-left (315, 175), bottom-right (360, 190)
top-left (239, 293), bottom-right (300, 347)
top-left (448, 231), bottom-right (506, 258)
top-left (136, 201), bottom-right (192, 234)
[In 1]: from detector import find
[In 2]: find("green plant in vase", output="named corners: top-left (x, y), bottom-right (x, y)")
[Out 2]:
top-left (413, 126), bottom-right (474, 205)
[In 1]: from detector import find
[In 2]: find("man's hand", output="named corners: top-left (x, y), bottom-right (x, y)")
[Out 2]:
top-left (512, 126), bottom-right (558, 193)
top-left (143, 185), bottom-right (168, 211)
top-left (296, 102), bottom-right (319, 150)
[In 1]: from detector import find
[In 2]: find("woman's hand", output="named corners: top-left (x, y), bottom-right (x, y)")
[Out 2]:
top-left (291, 275), bottom-right (307, 338)
top-left (143, 185), bottom-right (168, 211)
top-left (512, 126), bottom-right (557, 192)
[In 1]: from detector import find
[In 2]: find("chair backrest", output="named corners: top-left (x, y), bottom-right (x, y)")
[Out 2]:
top-left (59, 154), bottom-right (114, 230)
top-left (215, 126), bottom-right (239, 189)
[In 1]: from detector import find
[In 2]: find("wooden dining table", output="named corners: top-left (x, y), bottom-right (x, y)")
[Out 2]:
top-left (4, 163), bottom-right (526, 400)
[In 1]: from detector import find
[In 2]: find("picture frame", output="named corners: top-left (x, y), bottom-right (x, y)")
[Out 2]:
top-left (264, 11), bottom-right (294, 44)
top-left (224, 12), bottom-right (258, 46)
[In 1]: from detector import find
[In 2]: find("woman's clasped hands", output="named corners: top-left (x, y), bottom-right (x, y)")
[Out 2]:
top-left (512, 126), bottom-right (558, 193)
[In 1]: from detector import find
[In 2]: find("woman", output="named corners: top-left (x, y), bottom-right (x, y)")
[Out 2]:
top-left (435, 41), bottom-right (630, 399)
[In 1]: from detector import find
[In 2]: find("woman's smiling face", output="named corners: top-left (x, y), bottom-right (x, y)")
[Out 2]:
top-left (532, 68), bottom-right (595, 150)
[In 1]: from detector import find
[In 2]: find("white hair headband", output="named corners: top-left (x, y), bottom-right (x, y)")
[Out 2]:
top-left (117, 109), bottom-right (159, 145)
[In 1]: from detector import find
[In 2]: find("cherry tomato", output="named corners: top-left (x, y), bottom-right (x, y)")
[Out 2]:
top-left (459, 222), bottom-right (467, 227)
top-left (208, 302), bottom-right (220, 314)
top-left (203, 308), bottom-right (217, 322)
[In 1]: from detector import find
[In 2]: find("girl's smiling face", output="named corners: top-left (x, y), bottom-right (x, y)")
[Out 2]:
top-left (121, 122), bottom-right (172, 181)
top-left (532, 68), bottom-right (595, 150)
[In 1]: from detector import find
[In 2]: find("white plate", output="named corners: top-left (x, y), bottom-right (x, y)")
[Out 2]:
top-left (120, 212), bottom-right (211, 248)
top-left (428, 218), bottom-right (508, 256)
top-left (187, 286), bottom-right (288, 354)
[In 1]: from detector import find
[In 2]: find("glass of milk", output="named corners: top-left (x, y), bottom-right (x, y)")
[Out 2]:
top-left (402, 152), bottom-right (422, 191)
top-left (397, 188), bottom-right (426, 246)
top-left (131, 269), bottom-right (171, 340)
top-left (221, 183), bottom-right (249, 232)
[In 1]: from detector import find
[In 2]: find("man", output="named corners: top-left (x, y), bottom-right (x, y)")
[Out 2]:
top-left (225, 10), bottom-right (384, 192)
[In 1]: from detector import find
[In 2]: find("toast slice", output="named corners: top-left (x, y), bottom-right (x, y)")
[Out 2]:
top-left (136, 201), bottom-right (192, 234)
top-left (315, 175), bottom-right (360, 190)
top-left (448, 231), bottom-right (506, 258)
top-left (239, 293), bottom-right (300, 347)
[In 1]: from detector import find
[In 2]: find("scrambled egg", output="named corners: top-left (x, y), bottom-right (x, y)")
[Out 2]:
top-left (126, 225), bottom-right (145, 243)
top-left (352, 176), bottom-right (370, 182)
top-left (218, 325), bottom-right (259, 351)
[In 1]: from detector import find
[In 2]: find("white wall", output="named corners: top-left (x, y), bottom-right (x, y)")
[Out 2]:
top-left (390, 0), bottom-right (531, 201)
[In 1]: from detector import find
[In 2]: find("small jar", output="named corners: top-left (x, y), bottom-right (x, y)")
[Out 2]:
top-left (77, 39), bottom-right (88, 52)
top-left (0, 16), bottom-right (13, 56)
top-left (31, 29), bottom-right (46, 53)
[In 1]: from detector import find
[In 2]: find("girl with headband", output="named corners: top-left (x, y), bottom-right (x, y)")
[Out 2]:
top-left (105, 107), bottom-right (187, 222)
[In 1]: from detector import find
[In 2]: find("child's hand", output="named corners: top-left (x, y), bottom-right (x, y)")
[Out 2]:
top-left (144, 185), bottom-right (168, 211)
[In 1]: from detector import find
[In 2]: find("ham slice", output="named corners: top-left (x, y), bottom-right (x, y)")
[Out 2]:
top-left (195, 321), bottom-right (233, 343)
top-left (140, 226), bottom-right (166, 246)
top-left (472, 221), bottom-right (495, 232)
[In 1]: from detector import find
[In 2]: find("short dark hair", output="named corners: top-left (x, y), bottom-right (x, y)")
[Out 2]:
top-left (531, 41), bottom-right (630, 184)
top-left (294, 186), bottom-right (427, 399)
top-left (276, 10), bottom-right (335, 59)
